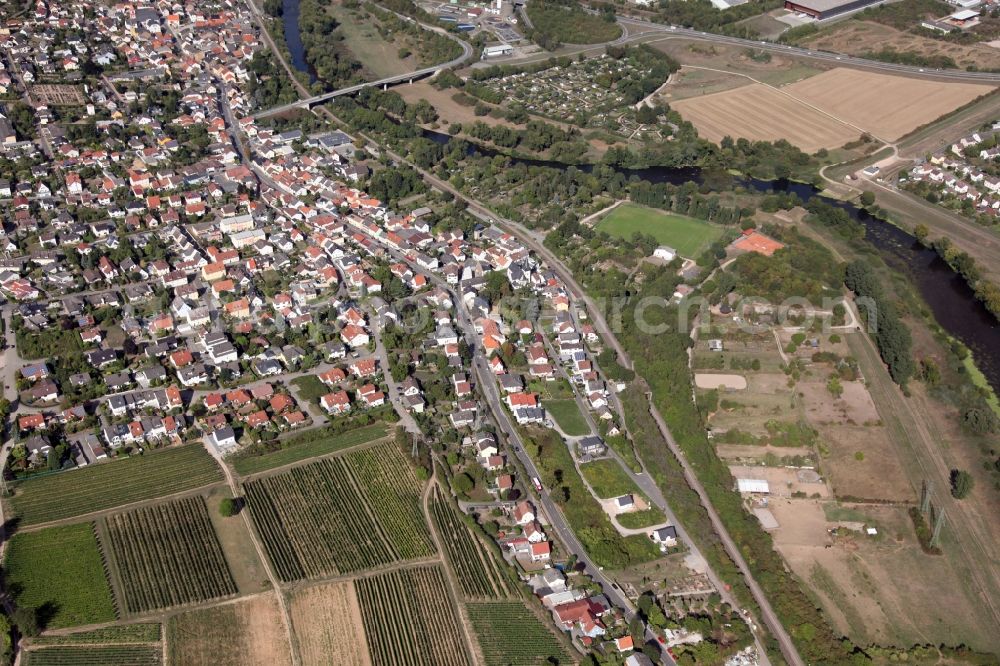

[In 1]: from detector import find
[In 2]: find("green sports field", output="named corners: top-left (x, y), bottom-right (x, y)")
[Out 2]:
top-left (595, 204), bottom-right (723, 258)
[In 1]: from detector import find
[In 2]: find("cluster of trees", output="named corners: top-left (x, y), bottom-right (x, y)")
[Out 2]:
top-left (459, 119), bottom-right (581, 154)
top-left (524, 0), bottom-right (621, 50)
top-left (366, 165), bottom-right (425, 203)
top-left (644, 0), bottom-right (783, 38)
top-left (4, 102), bottom-right (36, 140)
top-left (247, 49), bottom-right (300, 110)
top-left (844, 259), bottom-right (915, 384)
top-left (297, 0), bottom-right (363, 88)
top-left (726, 225), bottom-right (844, 303)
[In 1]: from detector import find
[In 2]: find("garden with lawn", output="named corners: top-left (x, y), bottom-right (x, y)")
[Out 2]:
top-left (596, 204), bottom-right (723, 258)
top-left (543, 399), bottom-right (589, 437)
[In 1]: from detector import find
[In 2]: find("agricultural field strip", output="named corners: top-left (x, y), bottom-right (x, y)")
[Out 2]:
top-left (355, 565), bottom-right (471, 666)
top-left (466, 601), bottom-right (571, 666)
top-left (22, 645), bottom-right (162, 666)
top-left (232, 424), bottom-right (389, 477)
top-left (429, 486), bottom-right (516, 600)
top-left (105, 497), bottom-right (237, 614)
top-left (4, 522), bottom-right (118, 629)
top-left (9, 445), bottom-right (223, 527)
top-left (28, 623), bottom-right (162, 645)
top-left (245, 443), bottom-right (433, 582)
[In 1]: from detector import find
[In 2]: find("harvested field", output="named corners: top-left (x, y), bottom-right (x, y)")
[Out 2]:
top-left (356, 565), bottom-right (471, 666)
top-left (694, 373), bottom-right (747, 390)
top-left (289, 581), bottom-right (371, 666)
top-left (166, 593), bottom-right (292, 666)
top-left (783, 68), bottom-right (996, 142)
top-left (671, 83), bottom-right (859, 153)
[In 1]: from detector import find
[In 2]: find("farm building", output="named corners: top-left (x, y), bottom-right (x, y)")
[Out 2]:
top-left (783, 0), bottom-right (884, 19)
top-left (737, 478), bottom-right (770, 494)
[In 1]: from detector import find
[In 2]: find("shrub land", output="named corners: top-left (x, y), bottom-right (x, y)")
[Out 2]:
top-left (5, 523), bottom-right (117, 629)
top-left (245, 443), bottom-right (433, 581)
top-left (105, 497), bottom-right (237, 613)
top-left (428, 485), bottom-right (517, 600)
top-left (467, 601), bottom-right (570, 666)
top-left (9, 445), bottom-right (223, 526)
top-left (355, 565), bottom-right (470, 666)
top-left (596, 204), bottom-right (723, 258)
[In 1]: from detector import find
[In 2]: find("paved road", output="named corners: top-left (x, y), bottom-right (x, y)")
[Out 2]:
top-left (369, 145), bottom-right (802, 665)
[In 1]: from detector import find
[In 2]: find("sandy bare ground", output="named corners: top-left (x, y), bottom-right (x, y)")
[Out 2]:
top-left (822, 425), bottom-right (913, 501)
top-left (784, 68), bottom-right (996, 142)
top-left (728, 465), bottom-right (830, 498)
top-left (671, 82), bottom-right (859, 152)
top-left (798, 380), bottom-right (880, 426)
top-left (768, 499), bottom-right (1000, 651)
top-left (694, 373), bottom-right (748, 390)
top-left (289, 581), bottom-right (371, 666)
top-left (167, 593), bottom-right (293, 666)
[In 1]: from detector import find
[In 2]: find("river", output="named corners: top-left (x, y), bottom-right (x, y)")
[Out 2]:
top-left (276, 3), bottom-right (1000, 392)
top-left (282, 0), bottom-right (314, 82)
top-left (423, 130), bottom-right (1000, 393)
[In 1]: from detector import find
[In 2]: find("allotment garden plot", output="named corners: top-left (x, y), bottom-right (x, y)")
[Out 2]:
top-left (355, 565), bottom-right (470, 666)
top-left (245, 442), bottom-right (434, 581)
top-left (104, 496), bottom-right (237, 613)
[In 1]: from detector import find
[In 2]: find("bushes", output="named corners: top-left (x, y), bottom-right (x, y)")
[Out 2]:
top-left (525, 0), bottom-right (621, 48)
top-left (950, 469), bottom-right (974, 498)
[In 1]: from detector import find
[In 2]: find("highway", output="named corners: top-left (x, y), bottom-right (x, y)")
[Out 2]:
top-left (253, 8), bottom-right (474, 120)
top-left (493, 14), bottom-right (1000, 85)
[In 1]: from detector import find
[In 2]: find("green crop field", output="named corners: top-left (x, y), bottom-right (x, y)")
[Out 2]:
top-left (467, 601), bottom-right (570, 666)
top-left (245, 443), bottom-right (433, 581)
top-left (356, 565), bottom-right (470, 666)
top-left (29, 624), bottom-right (162, 645)
top-left (23, 645), bottom-right (161, 666)
top-left (5, 523), bottom-right (117, 629)
top-left (580, 458), bottom-right (640, 499)
top-left (596, 204), bottom-right (723, 258)
top-left (105, 497), bottom-right (236, 613)
top-left (233, 422), bottom-right (388, 476)
top-left (429, 486), bottom-right (516, 600)
top-left (8, 445), bottom-right (223, 526)
top-left (543, 399), bottom-right (589, 437)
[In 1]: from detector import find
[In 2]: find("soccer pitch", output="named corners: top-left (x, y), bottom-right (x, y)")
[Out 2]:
top-left (595, 204), bottom-right (723, 258)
